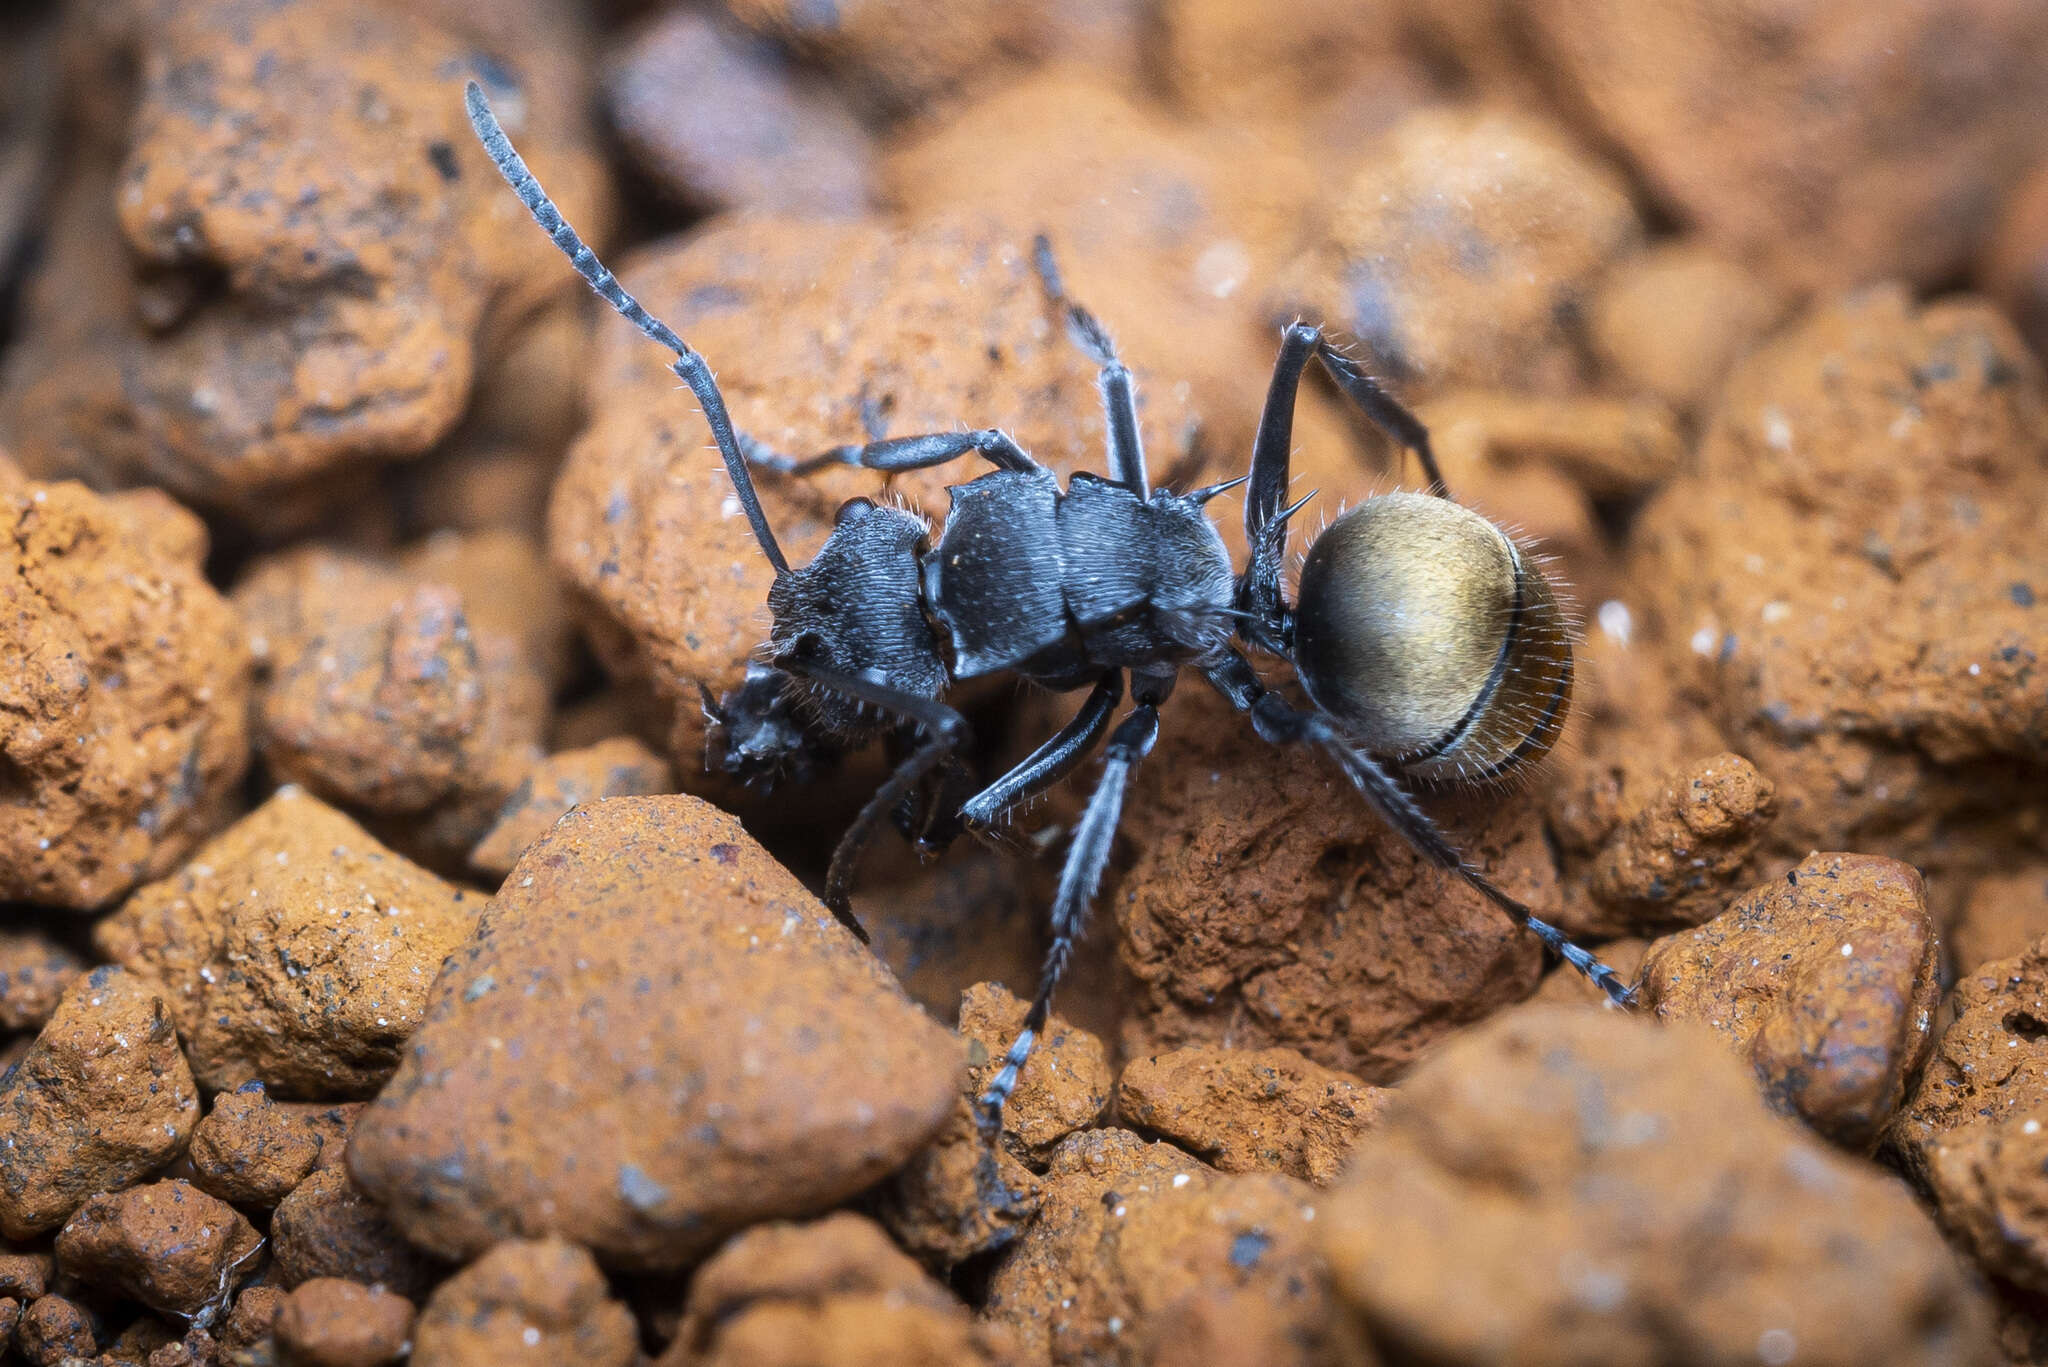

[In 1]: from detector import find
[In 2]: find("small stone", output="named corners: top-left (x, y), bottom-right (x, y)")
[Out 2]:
top-left (1951, 866), bottom-right (2048, 980)
top-left (395, 530), bottom-right (575, 692)
top-left (348, 795), bottom-right (961, 1269)
top-left (1640, 852), bottom-right (1939, 1150)
top-left (99, 1313), bottom-right (180, 1363)
top-left (0, 929), bottom-right (85, 1032)
top-left (984, 1129), bottom-right (1340, 1366)
top-left (981, 1128), bottom-right (1198, 1358)
top-left (0, 967), bottom-right (199, 1237)
top-left (409, 1238), bottom-right (636, 1367)
top-left (0, 474), bottom-right (250, 909)
top-left (880, 69), bottom-right (1316, 469)
top-left (1275, 104), bottom-right (1642, 396)
top-left (1419, 390), bottom-right (1685, 505)
top-left (872, 1097), bottom-right (1041, 1273)
top-left (1925, 1107), bottom-right (2048, 1298)
top-left (467, 737), bottom-right (674, 880)
top-left (221, 1283), bottom-right (287, 1351)
top-left (604, 8), bottom-right (873, 217)
top-left (274, 1278), bottom-right (416, 1367)
top-left (1983, 158), bottom-right (2048, 362)
top-left (723, 0), bottom-right (1048, 119)
top-left (17, 1293), bottom-right (97, 1366)
top-left (1554, 752), bottom-right (1778, 938)
top-left (1320, 1004), bottom-right (1992, 1364)
top-left (232, 539), bottom-right (560, 869)
top-left (960, 983), bottom-right (1111, 1167)
top-left (0, 0), bottom-right (610, 530)
top-left (1119, 684), bottom-right (1549, 1083)
top-left (1891, 934), bottom-right (2048, 1189)
top-left (95, 789), bottom-right (482, 1098)
top-left (145, 1326), bottom-right (218, 1367)
top-left (55, 1179), bottom-right (261, 1317)
top-left (874, 980), bottom-right (1102, 1270)
top-left (1152, 0), bottom-right (1417, 124)
top-left (1631, 287), bottom-right (2048, 879)
top-left (189, 1085), bottom-right (361, 1208)
top-left (658, 1213), bottom-right (1016, 1367)
top-left (1519, 0), bottom-right (2048, 293)
top-left (0, 1248), bottom-right (51, 1299)
top-left (1590, 242), bottom-right (1787, 414)
top-left (271, 1167), bottom-right (442, 1300)
top-left (391, 288), bottom-right (591, 540)
top-left (1117, 1045), bottom-right (1393, 1184)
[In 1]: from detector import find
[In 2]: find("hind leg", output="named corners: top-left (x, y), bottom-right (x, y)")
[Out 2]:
top-left (1202, 649), bottom-right (1634, 1005)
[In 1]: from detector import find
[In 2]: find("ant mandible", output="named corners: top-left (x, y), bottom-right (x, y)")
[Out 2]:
top-left (465, 82), bottom-right (1631, 1135)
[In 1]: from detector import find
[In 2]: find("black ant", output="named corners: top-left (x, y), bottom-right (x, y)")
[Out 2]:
top-left (465, 83), bottom-right (1631, 1134)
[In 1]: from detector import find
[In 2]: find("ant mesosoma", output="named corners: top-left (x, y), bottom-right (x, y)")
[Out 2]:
top-left (465, 83), bottom-right (1631, 1136)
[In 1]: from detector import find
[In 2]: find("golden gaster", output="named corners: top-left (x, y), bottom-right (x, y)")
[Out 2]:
top-left (1292, 491), bottom-right (1572, 785)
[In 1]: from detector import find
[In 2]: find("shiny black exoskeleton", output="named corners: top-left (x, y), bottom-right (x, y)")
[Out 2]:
top-left (467, 84), bottom-right (1630, 1140)
top-left (711, 462), bottom-right (1236, 797)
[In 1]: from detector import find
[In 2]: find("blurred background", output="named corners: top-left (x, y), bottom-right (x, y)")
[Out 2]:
top-left (0, 1), bottom-right (2047, 1363)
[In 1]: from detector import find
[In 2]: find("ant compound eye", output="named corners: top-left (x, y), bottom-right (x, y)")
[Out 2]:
top-left (1293, 492), bottom-right (1572, 784)
top-left (834, 497), bottom-right (875, 526)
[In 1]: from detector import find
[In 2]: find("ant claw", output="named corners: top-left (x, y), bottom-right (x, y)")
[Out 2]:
top-left (973, 1095), bottom-right (1006, 1145)
top-left (824, 898), bottom-right (872, 945)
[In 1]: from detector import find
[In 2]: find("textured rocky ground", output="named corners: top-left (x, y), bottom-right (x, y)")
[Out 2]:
top-left (0, 0), bottom-right (2045, 1363)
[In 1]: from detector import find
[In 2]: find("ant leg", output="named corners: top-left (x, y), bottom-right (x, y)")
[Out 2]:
top-left (1201, 649), bottom-right (1634, 1006)
top-left (958, 672), bottom-right (1123, 832)
top-left (910, 752), bottom-right (993, 852)
top-left (740, 428), bottom-right (1044, 478)
top-left (1031, 235), bottom-right (1147, 496)
top-left (789, 663), bottom-right (970, 941)
top-left (978, 701), bottom-right (1160, 1135)
top-left (921, 672), bottom-right (1122, 855)
top-left (466, 82), bottom-right (791, 574)
top-left (1236, 324), bottom-right (1322, 653)
top-left (1235, 324), bottom-right (1444, 653)
top-left (1310, 339), bottom-right (1448, 498)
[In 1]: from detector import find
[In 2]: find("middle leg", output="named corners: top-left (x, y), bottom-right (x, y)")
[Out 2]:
top-left (957, 671), bottom-right (1123, 833)
top-left (978, 699), bottom-right (1161, 1135)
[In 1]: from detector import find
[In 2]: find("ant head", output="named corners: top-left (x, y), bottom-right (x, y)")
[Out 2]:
top-left (701, 665), bottom-right (822, 791)
top-left (1291, 492), bottom-right (1572, 785)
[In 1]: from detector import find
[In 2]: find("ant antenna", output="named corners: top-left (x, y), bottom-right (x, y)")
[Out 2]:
top-left (463, 81), bottom-right (789, 574)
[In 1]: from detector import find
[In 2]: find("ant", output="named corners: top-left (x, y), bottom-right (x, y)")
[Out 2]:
top-left (465, 83), bottom-right (1632, 1135)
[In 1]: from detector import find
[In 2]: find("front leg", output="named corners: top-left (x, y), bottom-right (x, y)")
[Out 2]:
top-left (787, 662), bottom-right (970, 942)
